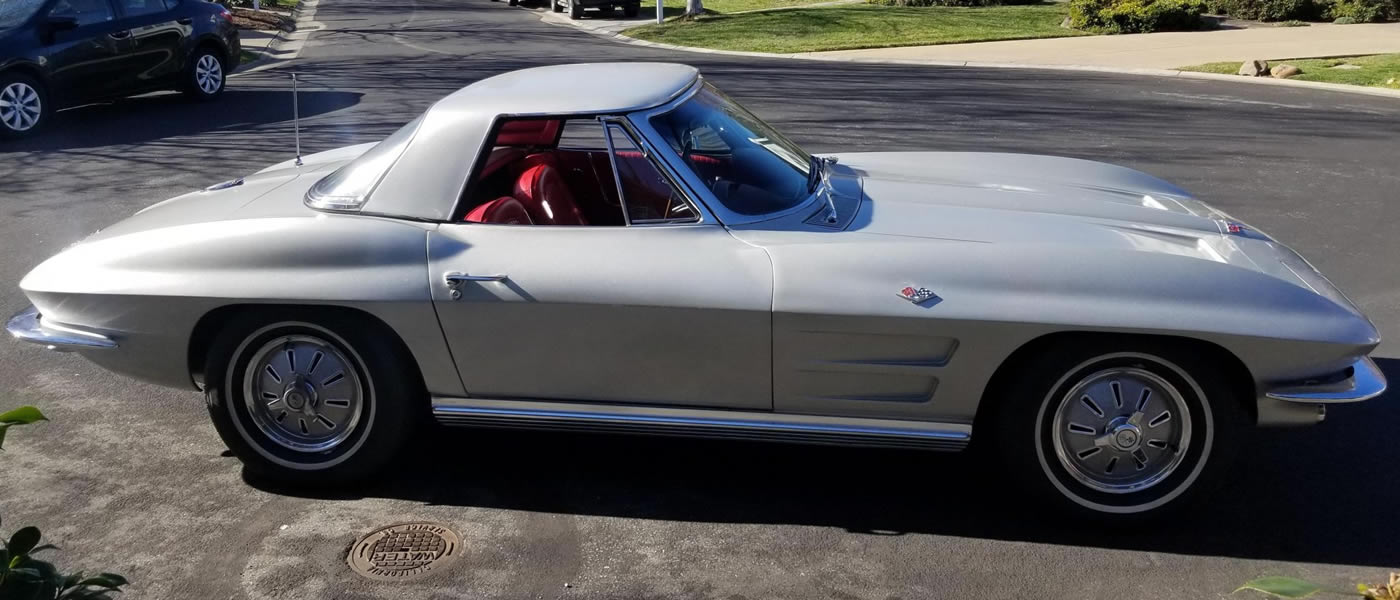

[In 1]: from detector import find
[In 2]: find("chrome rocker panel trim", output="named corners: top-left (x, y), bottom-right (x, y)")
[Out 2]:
top-left (6, 306), bottom-right (117, 352)
top-left (1265, 357), bottom-right (1387, 403)
top-left (432, 397), bottom-right (971, 450)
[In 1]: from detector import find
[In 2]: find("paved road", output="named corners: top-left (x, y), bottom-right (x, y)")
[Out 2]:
top-left (1, 1), bottom-right (1398, 598)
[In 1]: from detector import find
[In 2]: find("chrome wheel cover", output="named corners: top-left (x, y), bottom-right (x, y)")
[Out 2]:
top-left (0, 82), bottom-right (42, 132)
top-left (195, 54), bottom-right (223, 95)
top-left (242, 334), bottom-right (364, 453)
top-left (1050, 366), bottom-right (1192, 494)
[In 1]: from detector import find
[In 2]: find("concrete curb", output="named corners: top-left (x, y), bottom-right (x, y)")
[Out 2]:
top-left (233, 0), bottom-right (323, 75)
top-left (534, 9), bottom-right (1400, 100)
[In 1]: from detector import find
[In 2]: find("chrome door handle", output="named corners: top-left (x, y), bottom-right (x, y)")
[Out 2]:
top-left (444, 272), bottom-right (506, 300)
top-left (445, 272), bottom-right (508, 284)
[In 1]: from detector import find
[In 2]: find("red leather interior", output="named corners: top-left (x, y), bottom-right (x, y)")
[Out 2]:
top-left (496, 119), bottom-right (561, 147)
top-left (480, 148), bottom-right (526, 179)
top-left (615, 150), bottom-right (722, 166)
top-left (514, 163), bottom-right (588, 225)
top-left (464, 196), bottom-right (535, 225)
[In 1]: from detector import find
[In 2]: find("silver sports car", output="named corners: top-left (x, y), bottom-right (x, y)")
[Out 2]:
top-left (8, 63), bottom-right (1385, 518)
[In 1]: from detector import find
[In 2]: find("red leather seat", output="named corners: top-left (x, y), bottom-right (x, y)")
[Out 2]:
top-left (464, 196), bottom-right (534, 225)
top-left (514, 161), bottom-right (588, 226)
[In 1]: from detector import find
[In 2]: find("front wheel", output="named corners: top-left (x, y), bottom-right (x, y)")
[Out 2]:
top-left (0, 73), bottom-right (51, 139)
top-left (623, 2), bottom-right (639, 16)
top-left (182, 47), bottom-right (227, 101)
top-left (989, 341), bottom-right (1245, 519)
top-left (569, 0), bottom-right (584, 18)
top-left (552, 0), bottom-right (564, 11)
top-left (204, 310), bottom-right (421, 484)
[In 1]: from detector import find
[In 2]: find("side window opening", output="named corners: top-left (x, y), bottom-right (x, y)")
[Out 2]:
top-left (458, 116), bottom-right (698, 227)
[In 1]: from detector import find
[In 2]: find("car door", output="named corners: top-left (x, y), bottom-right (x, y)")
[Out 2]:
top-left (41, 0), bottom-right (132, 104)
top-left (428, 122), bottom-right (774, 409)
top-left (112, 0), bottom-right (186, 88)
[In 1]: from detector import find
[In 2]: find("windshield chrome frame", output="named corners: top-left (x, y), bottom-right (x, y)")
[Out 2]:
top-left (625, 78), bottom-right (820, 228)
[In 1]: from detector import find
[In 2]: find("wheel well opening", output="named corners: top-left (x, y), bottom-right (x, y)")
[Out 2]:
top-left (1, 65), bottom-right (45, 84)
top-left (973, 331), bottom-right (1257, 435)
top-left (194, 38), bottom-right (231, 68)
top-left (186, 304), bottom-right (426, 395)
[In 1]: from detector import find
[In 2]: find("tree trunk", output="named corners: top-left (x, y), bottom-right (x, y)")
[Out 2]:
top-left (685, 0), bottom-right (704, 15)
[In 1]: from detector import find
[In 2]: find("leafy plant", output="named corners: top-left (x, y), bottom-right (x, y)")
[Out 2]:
top-left (1321, 0), bottom-right (1396, 21)
top-left (1238, 573), bottom-right (1400, 600)
top-left (0, 407), bottom-right (128, 600)
top-left (1068, 0), bottom-right (1209, 32)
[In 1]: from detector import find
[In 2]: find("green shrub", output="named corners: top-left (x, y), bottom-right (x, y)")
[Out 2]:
top-left (1322, 0), bottom-right (1396, 21)
top-left (867, 0), bottom-right (1040, 6)
top-left (1332, 13), bottom-right (1358, 19)
top-left (1068, 0), bottom-right (1208, 32)
top-left (1210, 0), bottom-right (1320, 20)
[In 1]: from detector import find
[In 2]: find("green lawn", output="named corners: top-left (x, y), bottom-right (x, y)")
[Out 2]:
top-left (1180, 54), bottom-right (1400, 89)
top-left (624, 4), bottom-right (1083, 54)
top-left (639, 0), bottom-right (839, 17)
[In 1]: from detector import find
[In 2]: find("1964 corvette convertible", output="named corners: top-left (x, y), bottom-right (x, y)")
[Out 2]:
top-left (8, 63), bottom-right (1385, 518)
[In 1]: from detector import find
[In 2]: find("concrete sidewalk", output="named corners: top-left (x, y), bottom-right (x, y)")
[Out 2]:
top-left (800, 22), bottom-right (1400, 69)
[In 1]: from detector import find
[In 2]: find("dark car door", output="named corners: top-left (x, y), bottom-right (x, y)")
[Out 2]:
top-left (111, 0), bottom-right (186, 88)
top-left (41, 0), bottom-right (132, 104)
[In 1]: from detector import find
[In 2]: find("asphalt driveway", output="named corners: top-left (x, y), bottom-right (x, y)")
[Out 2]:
top-left (1, 1), bottom-right (1398, 598)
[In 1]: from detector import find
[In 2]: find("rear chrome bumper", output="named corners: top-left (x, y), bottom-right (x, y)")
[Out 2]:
top-left (1257, 357), bottom-right (1386, 426)
top-left (6, 306), bottom-right (117, 352)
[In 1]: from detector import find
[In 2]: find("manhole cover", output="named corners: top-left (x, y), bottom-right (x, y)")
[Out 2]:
top-left (347, 522), bottom-right (461, 581)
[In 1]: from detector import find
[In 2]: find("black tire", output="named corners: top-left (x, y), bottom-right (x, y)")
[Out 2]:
top-left (0, 72), bottom-right (52, 140)
top-left (182, 46), bottom-right (227, 101)
top-left (204, 309), bottom-right (422, 485)
top-left (623, 2), bottom-right (639, 16)
top-left (569, 0), bottom-right (584, 18)
top-left (552, 0), bottom-right (564, 11)
top-left (509, 0), bottom-right (519, 6)
top-left (986, 338), bottom-right (1246, 520)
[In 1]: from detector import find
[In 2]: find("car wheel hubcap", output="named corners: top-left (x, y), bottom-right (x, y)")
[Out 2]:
top-left (195, 55), bottom-right (223, 95)
top-left (0, 82), bottom-right (42, 132)
top-left (243, 335), bottom-right (364, 453)
top-left (1050, 367), bottom-right (1191, 494)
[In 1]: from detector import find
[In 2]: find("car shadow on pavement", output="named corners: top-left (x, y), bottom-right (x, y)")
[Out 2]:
top-left (0, 89), bottom-right (363, 153)
top-left (248, 357), bottom-right (1400, 568)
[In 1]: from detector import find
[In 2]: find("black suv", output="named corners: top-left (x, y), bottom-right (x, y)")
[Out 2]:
top-left (0, 0), bottom-right (240, 138)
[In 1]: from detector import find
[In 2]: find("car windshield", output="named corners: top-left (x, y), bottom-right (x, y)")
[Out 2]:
top-left (306, 116), bottom-right (422, 212)
top-left (0, 0), bottom-right (47, 30)
top-left (650, 83), bottom-right (812, 217)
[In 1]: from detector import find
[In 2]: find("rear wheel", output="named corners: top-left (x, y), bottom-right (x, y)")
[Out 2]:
top-left (509, 0), bottom-right (519, 6)
top-left (569, 0), bottom-right (584, 18)
top-left (623, 2), bottom-right (639, 16)
top-left (552, 0), bottom-right (564, 12)
top-left (988, 340), bottom-right (1245, 519)
top-left (0, 73), bottom-right (50, 139)
top-left (204, 310), bottom-right (421, 485)
top-left (182, 47), bottom-right (227, 101)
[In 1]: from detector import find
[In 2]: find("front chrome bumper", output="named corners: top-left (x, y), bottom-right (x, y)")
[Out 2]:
top-left (1257, 357), bottom-right (1387, 426)
top-left (6, 306), bottom-right (117, 352)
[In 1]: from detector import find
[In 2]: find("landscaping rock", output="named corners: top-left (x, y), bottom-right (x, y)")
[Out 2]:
top-left (1270, 64), bottom-right (1302, 78)
top-left (1238, 60), bottom-right (1269, 77)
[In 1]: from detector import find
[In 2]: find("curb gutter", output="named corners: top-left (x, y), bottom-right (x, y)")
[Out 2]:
top-left (535, 9), bottom-right (1400, 100)
top-left (234, 0), bottom-right (324, 75)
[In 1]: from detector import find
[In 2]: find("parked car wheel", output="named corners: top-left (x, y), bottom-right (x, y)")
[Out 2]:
top-left (204, 310), bottom-right (421, 484)
top-left (569, 0), bottom-right (584, 18)
top-left (182, 47), bottom-right (227, 101)
top-left (623, 2), bottom-right (640, 16)
top-left (989, 340), bottom-right (1245, 519)
top-left (509, 0), bottom-right (519, 6)
top-left (0, 72), bottom-right (51, 139)
top-left (553, 0), bottom-right (564, 11)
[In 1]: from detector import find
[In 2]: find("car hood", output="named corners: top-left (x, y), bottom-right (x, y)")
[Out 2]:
top-left (822, 152), bottom-right (1365, 315)
top-left (832, 151), bottom-right (1233, 239)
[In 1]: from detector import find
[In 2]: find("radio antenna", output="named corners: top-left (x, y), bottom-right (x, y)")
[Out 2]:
top-left (292, 72), bottom-right (303, 167)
